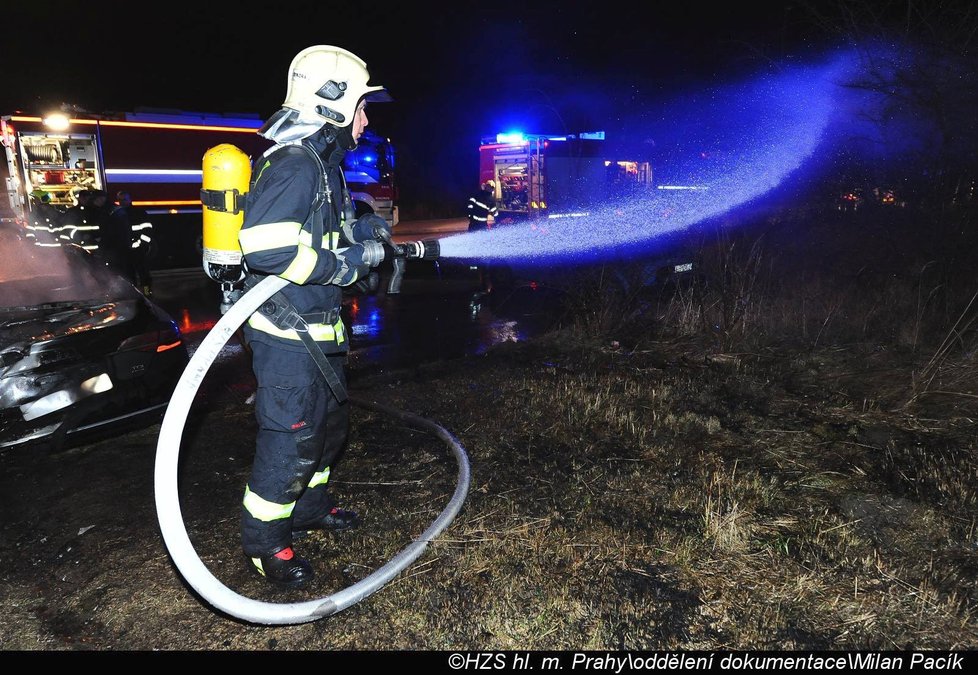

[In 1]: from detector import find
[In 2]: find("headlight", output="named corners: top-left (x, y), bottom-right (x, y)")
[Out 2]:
top-left (19, 373), bottom-right (114, 421)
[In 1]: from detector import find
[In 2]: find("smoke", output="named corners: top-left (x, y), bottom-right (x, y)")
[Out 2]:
top-left (0, 230), bottom-right (132, 308)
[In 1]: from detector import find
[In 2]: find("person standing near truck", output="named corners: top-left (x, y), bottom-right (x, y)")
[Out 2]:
top-left (467, 181), bottom-right (498, 308)
top-left (236, 45), bottom-right (392, 588)
top-left (466, 180), bottom-right (497, 232)
top-left (111, 190), bottom-right (155, 295)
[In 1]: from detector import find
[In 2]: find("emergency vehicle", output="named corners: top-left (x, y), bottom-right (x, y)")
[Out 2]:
top-left (1, 108), bottom-right (398, 269)
top-left (478, 131), bottom-right (652, 223)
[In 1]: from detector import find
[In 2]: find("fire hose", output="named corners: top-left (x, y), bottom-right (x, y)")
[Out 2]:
top-left (154, 239), bottom-right (469, 626)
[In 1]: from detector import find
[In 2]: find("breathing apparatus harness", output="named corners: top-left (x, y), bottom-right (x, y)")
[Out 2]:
top-left (241, 139), bottom-right (350, 403)
top-left (200, 129), bottom-right (439, 404)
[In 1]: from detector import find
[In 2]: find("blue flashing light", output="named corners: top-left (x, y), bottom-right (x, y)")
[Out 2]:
top-left (442, 48), bottom-right (865, 267)
top-left (496, 132), bottom-right (525, 144)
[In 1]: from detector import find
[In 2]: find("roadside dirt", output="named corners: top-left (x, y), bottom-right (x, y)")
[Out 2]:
top-left (1, 331), bottom-right (975, 651)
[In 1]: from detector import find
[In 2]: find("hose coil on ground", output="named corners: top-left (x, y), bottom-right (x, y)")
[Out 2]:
top-left (154, 274), bottom-right (470, 625)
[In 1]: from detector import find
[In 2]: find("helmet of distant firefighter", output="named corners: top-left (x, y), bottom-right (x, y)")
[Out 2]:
top-left (259, 45), bottom-right (391, 144)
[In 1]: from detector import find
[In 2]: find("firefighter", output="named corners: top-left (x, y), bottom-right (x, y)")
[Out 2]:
top-left (466, 180), bottom-right (497, 232)
top-left (237, 45), bottom-right (392, 587)
top-left (68, 190), bottom-right (125, 272)
top-left (467, 181), bottom-right (498, 307)
top-left (62, 190), bottom-right (98, 250)
top-left (25, 190), bottom-right (63, 248)
top-left (111, 191), bottom-right (155, 295)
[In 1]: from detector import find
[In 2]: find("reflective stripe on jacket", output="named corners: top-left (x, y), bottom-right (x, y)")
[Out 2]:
top-left (467, 191), bottom-right (498, 223)
top-left (238, 138), bottom-right (350, 349)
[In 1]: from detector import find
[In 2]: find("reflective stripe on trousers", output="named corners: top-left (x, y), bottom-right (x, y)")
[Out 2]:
top-left (241, 341), bottom-right (350, 557)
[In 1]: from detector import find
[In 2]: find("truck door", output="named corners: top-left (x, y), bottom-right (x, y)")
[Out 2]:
top-left (16, 132), bottom-right (102, 208)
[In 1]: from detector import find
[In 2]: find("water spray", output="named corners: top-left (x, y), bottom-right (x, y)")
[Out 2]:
top-left (437, 51), bottom-right (860, 269)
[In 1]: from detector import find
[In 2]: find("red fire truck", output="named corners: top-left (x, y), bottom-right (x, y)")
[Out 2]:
top-left (1, 108), bottom-right (398, 269)
top-left (478, 131), bottom-right (652, 223)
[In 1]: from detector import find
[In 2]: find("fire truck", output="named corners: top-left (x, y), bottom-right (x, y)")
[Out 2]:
top-left (478, 131), bottom-right (652, 223)
top-left (1, 108), bottom-right (398, 269)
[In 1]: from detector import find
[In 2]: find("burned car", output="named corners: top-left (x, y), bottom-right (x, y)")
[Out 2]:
top-left (0, 229), bottom-right (189, 451)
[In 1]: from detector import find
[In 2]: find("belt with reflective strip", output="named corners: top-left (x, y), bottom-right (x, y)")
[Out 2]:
top-left (244, 274), bottom-right (347, 403)
top-left (257, 297), bottom-right (340, 330)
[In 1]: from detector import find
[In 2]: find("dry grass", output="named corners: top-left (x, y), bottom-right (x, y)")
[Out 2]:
top-left (1, 207), bottom-right (977, 650)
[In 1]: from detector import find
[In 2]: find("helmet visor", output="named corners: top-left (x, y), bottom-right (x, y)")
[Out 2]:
top-left (363, 86), bottom-right (393, 103)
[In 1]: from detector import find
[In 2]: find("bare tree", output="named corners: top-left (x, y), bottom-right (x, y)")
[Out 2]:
top-left (802, 1), bottom-right (978, 208)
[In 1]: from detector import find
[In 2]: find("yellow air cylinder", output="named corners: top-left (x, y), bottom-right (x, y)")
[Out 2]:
top-left (201, 143), bottom-right (250, 273)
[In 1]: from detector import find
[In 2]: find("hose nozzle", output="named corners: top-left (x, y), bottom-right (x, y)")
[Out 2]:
top-left (394, 239), bottom-right (440, 261)
top-left (385, 238), bottom-right (440, 295)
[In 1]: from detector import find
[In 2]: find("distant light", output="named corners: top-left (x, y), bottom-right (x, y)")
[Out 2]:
top-left (105, 169), bottom-right (202, 183)
top-left (133, 200), bottom-right (202, 206)
top-left (579, 131), bottom-right (605, 140)
top-left (10, 115), bottom-right (261, 133)
top-left (106, 169), bottom-right (201, 175)
top-left (42, 113), bottom-right (70, 131)
top-left (656, 185), bottom-right (710, 191)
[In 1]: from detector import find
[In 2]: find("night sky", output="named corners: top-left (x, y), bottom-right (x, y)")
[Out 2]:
top-left (3, 1), bottom-right (839, 215)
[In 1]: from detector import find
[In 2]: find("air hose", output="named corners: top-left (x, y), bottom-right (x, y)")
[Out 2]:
top-left (154, 274), bottom-right (470, 625)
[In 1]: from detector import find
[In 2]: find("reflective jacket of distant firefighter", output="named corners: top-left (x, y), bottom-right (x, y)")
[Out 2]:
top-left (24, 197), bottom-right (67, 248)
top-left (110, 202), bottom-right (154, 254)
top-left (467, 187), bottom-right (498, 232)
top-left (63, 192), bottom-right (106, 252)
top-left (237, 132), bottom-right (357, 352)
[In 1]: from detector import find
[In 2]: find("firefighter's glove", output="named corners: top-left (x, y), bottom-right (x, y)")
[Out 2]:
top-left (329, 244), bottom-right (371, 287)
top-left (346, 213), bottom-right (391, 244)
top-left (350, 271), bottom-right (381, 295)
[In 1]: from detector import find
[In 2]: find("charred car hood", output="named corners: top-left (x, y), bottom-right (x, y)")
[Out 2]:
top-left (0, 300), bottom-right (138, 364)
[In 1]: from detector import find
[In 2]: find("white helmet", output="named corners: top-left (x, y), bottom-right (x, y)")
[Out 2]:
top-left (260, 45), bottom-right (391, 143)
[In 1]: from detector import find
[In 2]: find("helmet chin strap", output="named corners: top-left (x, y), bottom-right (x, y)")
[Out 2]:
top-left (335, 124), bottom-right (357, 151)
top-left (316, 124), bottom-right (357, 153)
top-left (310, 125), bottom-right (351, 168)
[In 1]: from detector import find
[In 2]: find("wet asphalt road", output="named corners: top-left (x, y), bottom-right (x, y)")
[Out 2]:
top-left (148, 218), bottom-right (566, 388)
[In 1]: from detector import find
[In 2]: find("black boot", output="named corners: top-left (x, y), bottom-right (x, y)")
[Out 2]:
top-left (293, 507), bottom-right (360, 537)
top-left (250, 546), bottom-right (314, 587)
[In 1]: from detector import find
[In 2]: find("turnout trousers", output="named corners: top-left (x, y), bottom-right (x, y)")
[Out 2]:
top-left (241, 340), bottom-right (350, 558)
